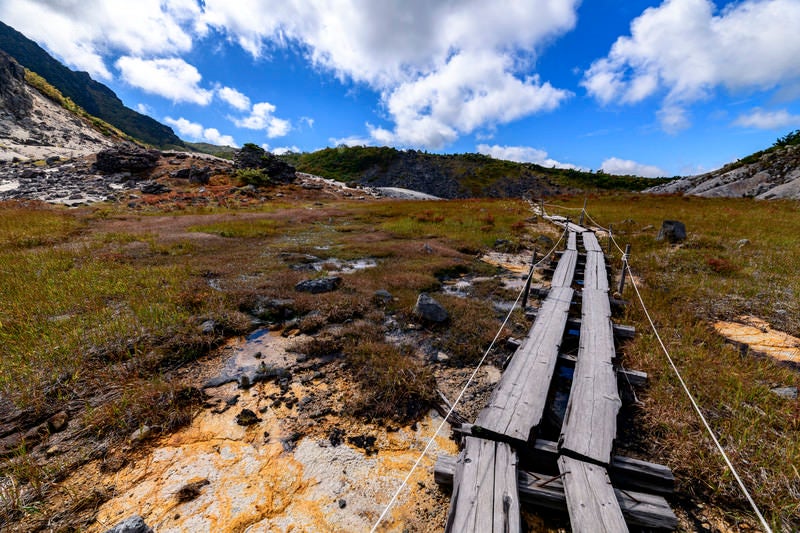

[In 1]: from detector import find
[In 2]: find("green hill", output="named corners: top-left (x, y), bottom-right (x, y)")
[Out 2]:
top-left (282, 146), bottom-right (674, 199)
top-left (0, 20), bottom-right (182, 148)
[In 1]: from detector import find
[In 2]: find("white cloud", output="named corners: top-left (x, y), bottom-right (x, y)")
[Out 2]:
top-left (601, 157), bottom-right (666, 177)
top-left (300, 117), bottom-right (315, 128)
top-left (200, 0), bottom-right (578, 148)
top-left (734, 108), bottom-right (800, 130)
top-left (330, 135), bottom-right (373, 147)
top-left (477, 144), bottom-right (580, 169)
top-left (217, 86), bottom-right (251, 111)
top-left (233, 102), bottom-right (291, 138)
top-left (165, 116), bottom-right (237, 146)
top-left (135, 103), bottom-right (153, 115)
top-left (262, 144), bottom-right (301, 155)
top-left (0, 0), bottom-right (198, 79)
top-left (583, 0), bottom-right (800, 131)
top-left (374, 51), bottom-right (571, 148)
top-left (116, 57), bottom-right (213, 105)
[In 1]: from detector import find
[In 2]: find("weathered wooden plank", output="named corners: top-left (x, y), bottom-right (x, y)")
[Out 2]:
top-left (559, 289), bottom-right (621, 465)
top-left (445, 437), bottom-right (520, 533)
top-left (436, 455), bottom-right (678, 530)
top-left (545, 216), bottom-right (587, 234)
top-left (582, 231), bottom-right (603, 253)
top-left (558, 456), bottom-right (628, 533)
top-left (525, 310), bottom-right (635, 339)
top-left (454, 427), bottom-right (674, 495)
top-left (584, 251), bottom-right (610, 291)
top-left (567, 231), bottom-right (577, 251)
top-left (475, 286), bottom-right (574, 443)
top-left (551, 249), bottom-right (577, 288)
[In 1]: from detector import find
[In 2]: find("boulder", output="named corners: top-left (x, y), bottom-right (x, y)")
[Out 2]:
top-left (139, 181), bottom-right (170, 195)
top-left (233, 143), bottom-right (296, 183)
top-left (295, 276), bottom-right (342, 294)
top-left (414, 293), bottom-right (449, 323)
top-left (103, 515), bottom-right (154, 533)
top-left (95, 144), bottom-right (160, 173)
top-left (656, 220), bottom-right (687, 243)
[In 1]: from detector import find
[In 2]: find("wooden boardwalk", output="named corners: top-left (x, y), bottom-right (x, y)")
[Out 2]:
top-left (439, 222), bottom-right (677, 532)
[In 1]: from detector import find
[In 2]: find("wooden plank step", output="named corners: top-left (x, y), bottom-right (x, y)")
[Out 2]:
top-left (475, 286), bottom-right (574, 443)
top-left (559, 289), bottom-right (621, 465)
top-left (582, 231), bottom-right (603, 253)
top-left (436, 455), bottom-right (678, 530)
top-left (558, 456), bottom-right (628, 533)
top-left (525, 309), bottom-right (635, 339)
top-left (545, 216), bottom-right (587, 234)
top-left (551, 249), bottom-right (577, 288)
top-left (584, 251), bottom-right (610, 291)
top-left (567, 231), bottom-right (577, 251)
top-left (556, 354), bottom-right (648, 387)
top-left (454, 427), bottom-right (674, 495)
top-left (445, 437), bottom-right (520, 533)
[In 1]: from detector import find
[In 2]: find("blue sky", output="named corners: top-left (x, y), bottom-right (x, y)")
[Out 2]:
top-left (2, 0), bottom-right (800, 177)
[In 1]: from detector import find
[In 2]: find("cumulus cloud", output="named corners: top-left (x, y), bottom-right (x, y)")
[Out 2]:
top-left (116, 57), bottom-right (213, 105)
top-left (199, 0), bottom-right (578, 147)
top-left (477, 144), bottom-right (580, 169)
top-left (0, 0), bottom-right (198, 79)
top-left (263, 144), bottom-right (301, 155)
top-left (165, 116), bottom-right (237, 146)
top-left (583, 0), bottom-right (800, 131)
top-left (601, 157), bottom-right (666, 177)
top-left (330, 135), bottom-right (373, 147)
top-left (217, 86), bottom-right (251, 111)
top-left (3, 0), bottom-right (579, 147)
top-left (734, 108), bottom-right (800, 130)
top-left (233, 102), bottom-right (291, 138)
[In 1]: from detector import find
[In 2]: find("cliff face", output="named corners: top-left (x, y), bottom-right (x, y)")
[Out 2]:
top-left (646, 145), bottom-right (800, 200)
top-left (0, 51), bottom-right (114, 162)
top-left (0, 21), bottom-right (182, 148)
top-left (0, 49), bottom-right (33, 119)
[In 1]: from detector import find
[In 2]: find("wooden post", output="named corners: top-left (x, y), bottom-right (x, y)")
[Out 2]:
top-left (607, 224), bottom-right (613, 255)
top-left (540, 198), bottom-right (545, 216)
top-left (617, 244), bottom-right (631, 295)
top-left (579, 197), bottom-right (587, 226)
top-left (521, 248), bottom-right (537, 310)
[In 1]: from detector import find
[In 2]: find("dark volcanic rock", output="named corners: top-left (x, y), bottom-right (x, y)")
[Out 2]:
top-left (95, 144), bottom-right (160, 173)
top-left (414, 293), bottom-right (449, 323)
top-left (656, 220), bottom-right (687, 243)
top-left (295, 276), bottom-right (342, 294)
top-left (235, 408), bottom-right (261, 426)
top-left (233, 143), bottom-right (296, 183)
top-left (0, 50), bottom-right (33, 119)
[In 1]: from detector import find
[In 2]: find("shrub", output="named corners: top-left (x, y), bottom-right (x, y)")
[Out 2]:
top-left (236, 168), bottom-right (271, 187)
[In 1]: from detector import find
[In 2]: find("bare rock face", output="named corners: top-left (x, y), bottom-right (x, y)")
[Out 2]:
top-left (0, 50), bottom-right (33, 119)
top-left (233, 143), bottom-right (296, 183)
top-left (94, 143), bottom-right (161, 174)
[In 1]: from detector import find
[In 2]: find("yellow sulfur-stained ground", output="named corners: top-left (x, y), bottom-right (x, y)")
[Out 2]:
top-left (714, 315), bottom-right (800, 364)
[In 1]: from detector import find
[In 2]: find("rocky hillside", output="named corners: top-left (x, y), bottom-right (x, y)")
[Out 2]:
top-left (646, 139), bottom-right (800, 199)
top-left (284, 146), bottom-right (671, 199)
top-left (0, 21), bottom-right (182, 148)
top-left (0, 50), bottom-right (114, 162)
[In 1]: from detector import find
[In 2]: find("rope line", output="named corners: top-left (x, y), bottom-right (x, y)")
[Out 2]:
top-left (370, 224), bottom-right (568, 532)
top-left (624, 264), bottom-right (772, 532)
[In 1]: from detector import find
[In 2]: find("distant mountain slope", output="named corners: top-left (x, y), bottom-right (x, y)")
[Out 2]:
top-left (0, 21), bottom-right (182, 148)
top-left (0, 50), bottom-right (115, 161)
top-left (283, 146), bottom-right (672, 199)
top-left (646, 132), bottom-right (800, 199)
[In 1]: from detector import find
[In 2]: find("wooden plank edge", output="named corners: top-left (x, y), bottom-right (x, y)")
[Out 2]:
top-left (452, 426), bottom-right (674, 495)
top-left (435, 455), bottom-right (678, 531)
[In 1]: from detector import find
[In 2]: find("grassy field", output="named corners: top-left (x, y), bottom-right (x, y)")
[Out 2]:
top-left (1, 191), bottom-right (798, 529)
top-left (546, 194), bottom-right (800, 530)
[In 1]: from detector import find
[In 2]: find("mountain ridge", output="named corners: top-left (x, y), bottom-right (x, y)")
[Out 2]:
top-left (0, 20), bottom-right (182, 148)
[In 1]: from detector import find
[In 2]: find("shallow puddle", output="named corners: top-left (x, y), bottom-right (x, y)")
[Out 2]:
top-left (714, 316), bottom-right (800, 364)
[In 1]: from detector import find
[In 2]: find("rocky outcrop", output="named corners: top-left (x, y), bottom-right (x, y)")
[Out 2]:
top-left (234, 143), bottom-right (296, 183)
top-left (94, 144), bottom-right (161, 174)
top-left (0, 50), bottom-right (33, 119)
top-left (646, 145), bottom-right (800, 200)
